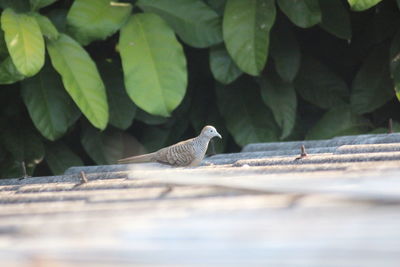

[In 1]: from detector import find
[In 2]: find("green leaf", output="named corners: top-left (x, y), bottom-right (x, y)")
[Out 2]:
top-left (0, 57), bottom-right (25, 84)
top-left (319, 0), bottom-right (352, 40)
top-left (21, 62), bottom-right (80, 141)
top-left (277, 0), bottom-right (321, 28)
top-left (348, 0), bottom-right (382, 11)
top-left (32, 13), bottom-right (59, 40)
top-left (47, 33), bottom-right (109, 130)
top-left (119, 13), bottom-right (187, 117)
top-left (45, 142), bottom-right (83, 175)
top-left (0, 0), bottom-right (30, 12)
top-left (223, 0), bottom-right (276, 76)
top-left (295, 56), bottom-right (349, 109)
top-left (205, 0), bottom-right (226, 15)
top-left (140, 120), bottom-right (190, 152)
top-left (216, 78), bottom-right (279, 146)
top-left (140, 103), bottom-right (190, 152)
top-left (137, 0), bottom-right (222, 48)
top-left (0, 24), bottom-right (8, 60)
top-left (371, 1), bottom-right (400, 44)
top-left (145, 95), bottom-right (192, 149)
top-left (1, 126), bottom-right (45, 175)
top-left (30, 0), bottom-right (57, 10)
top-left (306, 105), bottom-right (370, 140)
top-left (1, 8), bottom-right (45, 76)
top-left (139, 127), bottom-right (170, 152)
top-left (67, 0), bottom-right (132, 45)
top-left (81, 126), bottom-right (124, 165)
top-left (47, 9), bottom-right (68, 32)
top-left (390, 30), bottom-right (400, 103)
top-left (98, 60), bottom-right (136, 130)
top-left (65, 106), bottom-right (81, 128)
top-left (209, 44), bottom-right (242, 84)
top-left (270, 21), bottom-right (300, 82)
top-left (351, 45), bottom-right (394, 114)
top-left (259, 73), bottom-right (297, 139)
top-left (135, 109), bottom-right (169, 125)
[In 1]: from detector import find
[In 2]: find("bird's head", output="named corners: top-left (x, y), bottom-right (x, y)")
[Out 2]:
top-left (201, 125), bottom-right (222, 139)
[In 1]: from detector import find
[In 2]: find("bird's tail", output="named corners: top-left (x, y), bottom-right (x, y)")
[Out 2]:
top-left (117, 152), bottom-right (156, 164)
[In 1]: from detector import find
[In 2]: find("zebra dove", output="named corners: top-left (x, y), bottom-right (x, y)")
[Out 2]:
top-left (118, 125), bottom-right (222, 167)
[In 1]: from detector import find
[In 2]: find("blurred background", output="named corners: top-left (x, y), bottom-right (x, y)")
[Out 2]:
top-left (0, 0), bottom-right (399, 178)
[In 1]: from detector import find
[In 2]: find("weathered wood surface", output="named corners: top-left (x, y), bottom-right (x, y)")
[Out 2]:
top-left (1, 134), bottom-right (400, 266)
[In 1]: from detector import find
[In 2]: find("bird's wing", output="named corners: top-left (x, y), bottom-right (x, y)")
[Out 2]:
top-left (155, 139), bottom-right (196, 166)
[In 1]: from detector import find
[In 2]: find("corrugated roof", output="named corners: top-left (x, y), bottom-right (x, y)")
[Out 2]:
top-left (1, 133), bottom-right (400, 266)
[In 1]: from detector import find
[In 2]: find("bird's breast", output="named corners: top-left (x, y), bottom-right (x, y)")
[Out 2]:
top-left (193, 139), bottom-right (208, 159)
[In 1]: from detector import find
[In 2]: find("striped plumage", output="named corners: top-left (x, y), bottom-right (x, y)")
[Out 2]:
top-left (118, 125), bottom-right (222, 167)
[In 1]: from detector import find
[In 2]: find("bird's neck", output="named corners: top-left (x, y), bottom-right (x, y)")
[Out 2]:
top-left (195, 134), bottom-right (210, 144)
top-left (194, 135), bottom-right (211, 150)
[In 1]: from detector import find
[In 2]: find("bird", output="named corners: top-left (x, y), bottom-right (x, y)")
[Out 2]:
top-left (118, 125), bottom-right (222, 167)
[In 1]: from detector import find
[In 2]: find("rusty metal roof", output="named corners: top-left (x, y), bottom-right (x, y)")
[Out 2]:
top-left (1, 133), bottom-right (400, 266)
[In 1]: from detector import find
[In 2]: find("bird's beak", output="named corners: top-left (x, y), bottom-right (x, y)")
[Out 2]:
top-left (216, 132), bottom-right (222, 139)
